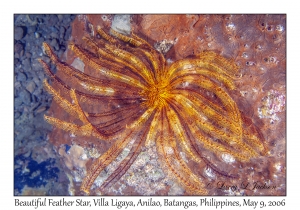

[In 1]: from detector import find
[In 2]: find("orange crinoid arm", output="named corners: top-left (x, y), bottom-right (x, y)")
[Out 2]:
top-left (40, 24), bottom-right (267, 195)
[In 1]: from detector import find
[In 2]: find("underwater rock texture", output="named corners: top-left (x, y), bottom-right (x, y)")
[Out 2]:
top-left (14, 14), bottom-right (76, 195)
top-left (43, 14), bottom-right (286, 195)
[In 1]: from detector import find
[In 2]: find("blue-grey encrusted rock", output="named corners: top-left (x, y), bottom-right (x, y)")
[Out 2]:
top-left (14, 97), bottom-right (23, 107)
top-left (19, 88), bottom-right (32, 105)
top-left (15, 26), bottom-right (25, 40)
top-left (16, 72), bottom-right (27, 82)
top-left (21, 58), bottom-right (31, 71)
top-left (14, 42), bottom-right (24, 54)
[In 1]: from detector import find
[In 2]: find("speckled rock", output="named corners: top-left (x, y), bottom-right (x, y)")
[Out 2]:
top-left (50, 38), bottom-right (60, 51)
top-left (21, 58), bottom-right (31, 71)
top-left (25, 81), bottom-right (36, 93)
top-left (15, 124), bottom-right (34, 142)
top-left (14, 14), bottom-right (76, 195)
top-left (14, 26), bottom-right (25, 40)
top-left (14, 42), bottom-right (24, 54)
top-left (16, 72), bottom-right (27, 82)
top-left (14, 97), bottom-right (23, 107)
top-left (18, 89), bottom-right (31, 105)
